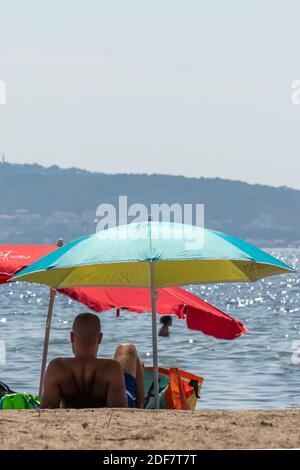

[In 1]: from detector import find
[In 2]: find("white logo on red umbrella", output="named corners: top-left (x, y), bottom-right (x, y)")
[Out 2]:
top-left (0, 251), bottom-right (31, 262)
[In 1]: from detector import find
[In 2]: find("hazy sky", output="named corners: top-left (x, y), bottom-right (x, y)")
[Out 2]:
top-left (0, 1), bottom-right (299, 188)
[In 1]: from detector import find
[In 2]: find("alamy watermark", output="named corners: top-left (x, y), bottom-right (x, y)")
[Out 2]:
top-left (0, 80), bottom-right (6, 105)
top-left (95, 196), bottom-right (205, 250)
top-left (291, 340), bottom-right (300, 365)
top-left (0, 340), bottom-right (6, 366)
top-left (291, 80), bottom-right (300, 104)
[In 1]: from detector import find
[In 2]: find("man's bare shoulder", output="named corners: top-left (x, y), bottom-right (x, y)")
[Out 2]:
top-left (46, 357), bottom-right (69, 372)
top-left (95, 358), bottom-right (124, 376)
top-left (44, 358), bottom-right (70, 382)
top-left (46, 357), bottom-right (123, 378)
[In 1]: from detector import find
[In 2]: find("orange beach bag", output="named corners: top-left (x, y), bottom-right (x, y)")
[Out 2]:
top-left (144, 367), bottom-right (204, 410)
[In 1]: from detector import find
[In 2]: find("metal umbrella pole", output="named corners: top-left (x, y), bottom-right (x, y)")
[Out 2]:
top-left (150, 260), bottom-right (160, 409)
top-left (148, 215), bottom-right (160, 409)
top-left (38, 239), bottom-right (64, 397)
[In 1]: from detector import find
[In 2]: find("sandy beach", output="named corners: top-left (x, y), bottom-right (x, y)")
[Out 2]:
top-left (0, 408), bottom-right (299, 450)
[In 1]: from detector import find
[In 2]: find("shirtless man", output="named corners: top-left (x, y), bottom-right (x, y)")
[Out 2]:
top-left (40, 312), bottom-right (144, 409)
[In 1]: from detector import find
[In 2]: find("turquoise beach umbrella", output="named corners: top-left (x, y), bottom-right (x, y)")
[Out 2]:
top-left (13, 221), bottom-right (295, 408)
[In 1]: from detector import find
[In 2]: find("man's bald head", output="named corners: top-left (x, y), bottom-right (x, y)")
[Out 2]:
top-left (72, 313), bottom-right (102, 346)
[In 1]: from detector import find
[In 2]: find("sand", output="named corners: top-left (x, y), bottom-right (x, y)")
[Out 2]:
top-left (0, 408), bottom-right (299, 450)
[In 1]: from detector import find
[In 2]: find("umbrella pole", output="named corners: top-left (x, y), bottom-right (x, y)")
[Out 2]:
top-left (38, 238), bottom-right (64, 397)
top-left (38, 288), bottom-right (56, 397)
top-left (150, 260), bottom-right (160, 409)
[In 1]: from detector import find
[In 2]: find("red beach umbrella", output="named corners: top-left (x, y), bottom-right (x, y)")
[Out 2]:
top-left (0, 244), bottom-right (56, 284)
top-left (59, 285), bottom-right (246, 341)
top-left (0, 243), bottom-right (246, 394)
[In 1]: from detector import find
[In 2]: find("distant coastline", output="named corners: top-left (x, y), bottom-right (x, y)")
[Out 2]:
top-left (0, 162), bottom-right (299, 247)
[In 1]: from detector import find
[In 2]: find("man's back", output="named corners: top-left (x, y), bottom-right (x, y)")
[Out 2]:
top-left (41, 357), bottom-right (128, 409)
top-left (40, 313), bottom-right (143, 409)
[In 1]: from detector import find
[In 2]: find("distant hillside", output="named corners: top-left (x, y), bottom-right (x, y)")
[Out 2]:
top-left (0, 162), bottom-right (299, 246)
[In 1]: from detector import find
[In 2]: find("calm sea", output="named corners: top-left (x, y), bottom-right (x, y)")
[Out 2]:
top-left (0, 248), bottom-right (299, 409)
